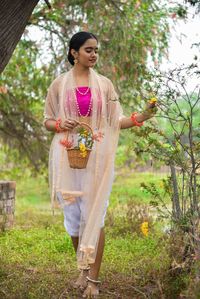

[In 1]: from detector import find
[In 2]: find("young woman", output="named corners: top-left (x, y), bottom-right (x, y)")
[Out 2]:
top-left (44, 31), bottom-right (156, 298)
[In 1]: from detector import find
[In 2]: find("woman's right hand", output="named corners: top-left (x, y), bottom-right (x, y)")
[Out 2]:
top-left (59, 119), bottom-right (79, 131)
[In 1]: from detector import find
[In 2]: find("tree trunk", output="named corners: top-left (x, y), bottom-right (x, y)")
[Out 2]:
top-left (0, 0), bottom-right (39, 73)
top-left (170, 163), bottom-right (182, 220)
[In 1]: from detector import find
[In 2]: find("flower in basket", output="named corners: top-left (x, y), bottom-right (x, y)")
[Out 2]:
top-left (60, 128), bottom-right (104, 154)
top-left (77, 127), bottom-right (94, 150)
top-left (92, 131), bottom-right (104, 142)
top-left (79, 143), bottom-right (87, 157)
top-left (60, 138), bottom-right (74, 148)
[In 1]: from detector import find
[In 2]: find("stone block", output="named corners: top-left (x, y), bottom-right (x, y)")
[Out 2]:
top-left (2, 191), bottom-right (8, 200)
top-left (0, 181), bottom-right (16, 231)
top-left (8, 190), bottom-right (15, 199)
top-left (6, 200), bottom-right (13, 207)
top-left (6, 206), bottom-right (12, 214)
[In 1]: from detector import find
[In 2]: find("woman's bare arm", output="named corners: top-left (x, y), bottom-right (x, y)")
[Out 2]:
top-left (120, 101), bottom-right (157, 129)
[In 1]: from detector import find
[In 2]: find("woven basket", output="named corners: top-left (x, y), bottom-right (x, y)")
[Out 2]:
top-left (67, 148), bottom-right (92, 169)
top-left (66, 122), bottom-right (93, 169)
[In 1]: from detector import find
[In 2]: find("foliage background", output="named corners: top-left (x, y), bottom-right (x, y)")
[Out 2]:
top-left (0, 0), bottom-right (172, 174)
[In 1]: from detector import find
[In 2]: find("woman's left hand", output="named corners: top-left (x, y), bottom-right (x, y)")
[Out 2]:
top-left (143, 97), bottom-right (158, 119)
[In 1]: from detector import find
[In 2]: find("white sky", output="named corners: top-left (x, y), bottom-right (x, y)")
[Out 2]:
top-left (159, 10), bottom-right (200, 92)
top-left (161, 12), bottom-right (200, 69)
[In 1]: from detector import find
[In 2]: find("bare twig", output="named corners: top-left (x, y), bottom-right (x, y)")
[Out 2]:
top-left (170, 163), bottom-right (181, 219)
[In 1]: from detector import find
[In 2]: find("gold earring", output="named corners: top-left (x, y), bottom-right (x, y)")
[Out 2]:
top-left (74, 58), bottom-right (78, 64)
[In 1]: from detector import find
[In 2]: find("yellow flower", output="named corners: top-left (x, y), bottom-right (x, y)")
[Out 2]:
top-left (84, 129), bottom-right (88, 136)
top-left (149, 97), bottom-right (157, 104)
top-left (79, 143), bottom-right (87, 157)
top-left (141, 221), bottom-right (149, 237)
top-left (79, 143), bottom-right (86, 152)
top-left (80, 151), bottom-right (87, 158)
top-left (81, 130), bottom-right (88, 138)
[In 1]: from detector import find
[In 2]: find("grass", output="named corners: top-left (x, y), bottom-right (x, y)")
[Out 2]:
top-left (0, 171), bottom-right (175, 298)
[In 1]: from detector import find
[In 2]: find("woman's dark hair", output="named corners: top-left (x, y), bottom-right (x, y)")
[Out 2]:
top-left (67, 31), bottom-right (98, 66)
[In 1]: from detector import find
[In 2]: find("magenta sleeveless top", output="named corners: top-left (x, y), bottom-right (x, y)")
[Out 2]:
top-left (65, 87), bottom-right (102, 117)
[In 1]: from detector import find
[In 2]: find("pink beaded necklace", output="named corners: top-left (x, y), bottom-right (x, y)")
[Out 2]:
top-left (76, 86), bottom-right (90, 96)
top-left (75, 88), bottom-right (92, 117)
top-left (73, 72), bottom-right (92, 117)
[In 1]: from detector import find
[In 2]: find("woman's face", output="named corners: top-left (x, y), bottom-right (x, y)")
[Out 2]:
top-left (73, 38), bottom-right (98, 68)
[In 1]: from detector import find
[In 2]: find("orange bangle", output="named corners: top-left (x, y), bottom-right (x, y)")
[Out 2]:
top-left (55, 118), bottom-right (62, 133)
top-left (130, 112), bottom-right (144, 127)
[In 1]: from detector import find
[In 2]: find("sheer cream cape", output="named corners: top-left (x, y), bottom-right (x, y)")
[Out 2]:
top-left (44, 67), bottom-right (123, 269)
